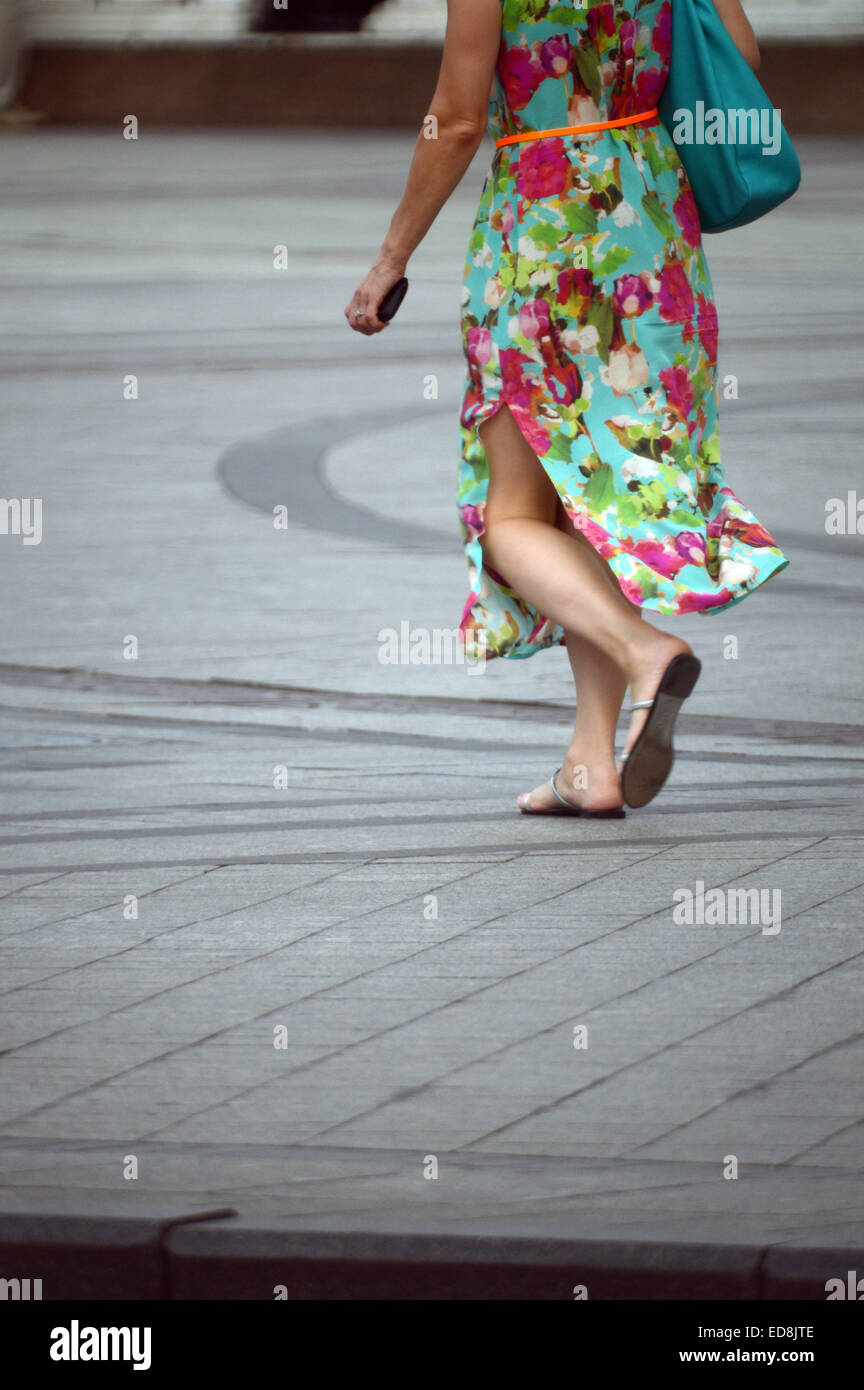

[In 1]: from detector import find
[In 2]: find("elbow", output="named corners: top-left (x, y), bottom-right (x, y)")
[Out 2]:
top-left (428, 109), bottom-right (486, 143)
top-left (740, 30), bottom-right (761, 71)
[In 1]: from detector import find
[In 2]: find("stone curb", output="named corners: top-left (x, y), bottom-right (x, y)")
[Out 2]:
top-left (3, 1211), bottom-right (861, 1300)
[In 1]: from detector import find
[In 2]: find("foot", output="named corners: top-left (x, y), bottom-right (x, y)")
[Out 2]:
top-left (620, 631), bottom-right (693, 769)
top-left (518, 748), bottom-right (624, 814)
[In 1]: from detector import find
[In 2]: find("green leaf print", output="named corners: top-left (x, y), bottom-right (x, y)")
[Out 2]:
top-left (640, 480), bottom-right (671, 515)
top-left (468, 227), bottom-right (486, 253)
top-left (497, 259), bottom-right (516, 293)
top-left (583, 462), bottom-right (617, 512)
top-left (514, 261), bottom-right (539, 295)
top-left (592, 245), bottom-right (633, 278)
top-left (572, 46), bottom-right (603, 109)
top-left (616, 493), bottom-right (644, 528)
top-left (641, 136), bottom-right (667, 182)
top-left (669, 506), bottom-right (703, 527)
top-left (585, 299), bottom-right (615, 363)
top-left (544, 431), bottom-right (576, 464)
top-left (529, 220), bottom-right (569, 251)
top-left (563, 202), bottom-right (599, 237)
top-left (641, 190), bottom-right (676, 241)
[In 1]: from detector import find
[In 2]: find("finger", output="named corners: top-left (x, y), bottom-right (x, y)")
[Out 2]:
top-left (352, 306), bottom-right (382, 335)
top-left (361, 303), bottom-right (387, 334)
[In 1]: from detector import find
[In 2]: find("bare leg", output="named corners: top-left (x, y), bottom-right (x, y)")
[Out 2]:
top-left (478, 405), bottom-right (691, 806)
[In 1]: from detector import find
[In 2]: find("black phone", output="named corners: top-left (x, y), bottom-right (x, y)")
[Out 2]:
top-left (378, 276), bottom-right (409, 323)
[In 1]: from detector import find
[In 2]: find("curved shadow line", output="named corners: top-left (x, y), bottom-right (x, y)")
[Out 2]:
top-left (218, 407), bottom-right (457, 552)
top-left (216, 411), bottom-right (863, 596)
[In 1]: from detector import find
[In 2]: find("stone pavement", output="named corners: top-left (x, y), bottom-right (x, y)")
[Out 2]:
top-left (0, 131), bottom-right (862, 1296)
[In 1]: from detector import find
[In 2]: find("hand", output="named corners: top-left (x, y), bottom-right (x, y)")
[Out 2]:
top-left (344, 258), bottom-right (406, 336)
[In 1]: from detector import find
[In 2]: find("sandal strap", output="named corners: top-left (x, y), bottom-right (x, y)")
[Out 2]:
top-left (548, 767), bottom-right (571, 808)
top-left (628, 699), bottom-right (654, 711)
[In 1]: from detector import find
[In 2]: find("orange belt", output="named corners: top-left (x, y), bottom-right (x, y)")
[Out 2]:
top-left (495, 109), bottom-right (659, 148)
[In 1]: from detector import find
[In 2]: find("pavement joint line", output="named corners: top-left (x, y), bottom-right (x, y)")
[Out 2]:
top-left (0, 869), bottom-right (71, 898)
top-left (1, 701), bottom-right (862, 764)
top-left (1, 662), bottom-right (863, 746)
top-left (1, 775), bottom-right (864, 824)
top-left (0, 828), bottom-right (859, 876)
top-left (0, 842), bottom-right (663, 1137)
top-left (0, 1133), bottom-right (858, 1178)
top-left (0, 797), bottom-right (847, 848)
top-left (305, 838), bottom-right (840, 1151)
top-left (165, 844), bottom-right (850, 1151)
top-left (0, 852), bottom-right (387, 997)
top-left (636, 1023), bottom-right (864, 1160)
top-left (462, 850), bottom-right (864, 1151)
top-left (0, 864), bottom-right (217, 947)
top-left (0, 849), bottom-right (509, 1065)
top-left (788, 1109), bottom-right (864, 1164)
top-left (136, 843), bottom-right (675, 1143)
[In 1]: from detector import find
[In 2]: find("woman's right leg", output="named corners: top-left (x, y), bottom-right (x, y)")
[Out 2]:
top-left (478, 404), bottom-right (692, 800)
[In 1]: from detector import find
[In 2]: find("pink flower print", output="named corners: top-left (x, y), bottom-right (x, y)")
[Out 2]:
top-left (460, 503), bottom-right (485, 542)
top-left (540, 35), bottom-right (571, 77)
top-left (466, 326), bottom-right (494, 366)
top-left (519, 298), bottom-right (552, 340)
top-left (501, 201), bottom-right (516, 237)
top-left (635, 66), bottom-right (665, 110)
top-left (659, 363), bottom-right (695, 420)
top-left (696, 294), bottom-right (718, 361)
top-left (657, 258), bottom-right (695, 325)
top-left (632, 537), bottom-right (687, 577)
top-left (619, 574), bottom-right (646, 606)
top-left (675, 587), bottom-right (734, 613)
top-left (652, 2), bottom-right (672, 67)
top-left (674, 531), bottom-right (707, 565)
top-left (575, 514), bottom-right (617, 557)
top-left (674, 188), bottom-right (701, 248)
top-left (613, 272), bottom-right (654, 318)
top-left (516, 138), bottom-right (569, 201)
top-left (618, 17), bottom-right (638, 60)
top-left (499, 350), bottom-right (541, 416)
top-left (499, 39), bottom-right (545, 111)
top-left (587, 3), bottom-right (616, 43)
top-left (510, 407), bottom-right (552, 457)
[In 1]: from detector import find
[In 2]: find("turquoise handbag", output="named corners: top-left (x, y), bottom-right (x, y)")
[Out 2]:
top-left (658, 0), bottom-right (801, 233)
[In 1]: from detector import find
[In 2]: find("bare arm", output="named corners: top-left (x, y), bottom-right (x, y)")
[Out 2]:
top-left (711, 0), bottom-right (761, 70)
top-left (345, 0), bottom-right (502, 336)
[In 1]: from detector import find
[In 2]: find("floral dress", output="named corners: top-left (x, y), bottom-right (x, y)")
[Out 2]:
top-left (458, 0), bottom-right (788, 659)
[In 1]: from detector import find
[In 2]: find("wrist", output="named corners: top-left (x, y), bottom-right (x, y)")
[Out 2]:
top-left (375, 248), bottom-right (408, 277)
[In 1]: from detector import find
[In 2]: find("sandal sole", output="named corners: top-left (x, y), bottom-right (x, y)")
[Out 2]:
top-left (621, 653), bottom-right (701, 809)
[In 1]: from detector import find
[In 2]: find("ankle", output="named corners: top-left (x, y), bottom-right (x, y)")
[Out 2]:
top-left (623, 626), bottom-right (689, 681)
top-left (562, 747), bottom-right (617, 784)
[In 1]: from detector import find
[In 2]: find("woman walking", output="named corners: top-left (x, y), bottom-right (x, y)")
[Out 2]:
top-left (346, 0), bottom-right (787, 815)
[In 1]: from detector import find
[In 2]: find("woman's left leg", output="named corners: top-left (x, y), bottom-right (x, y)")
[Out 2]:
top-left (519, 505), bottom-right (630, 812)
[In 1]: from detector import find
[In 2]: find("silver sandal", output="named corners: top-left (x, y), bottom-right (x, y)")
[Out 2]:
top-left (520, 768), bottom-right (626, 819)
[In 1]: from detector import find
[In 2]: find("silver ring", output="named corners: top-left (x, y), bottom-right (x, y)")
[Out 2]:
top-left (353, 310), bottom-right (367, 319)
